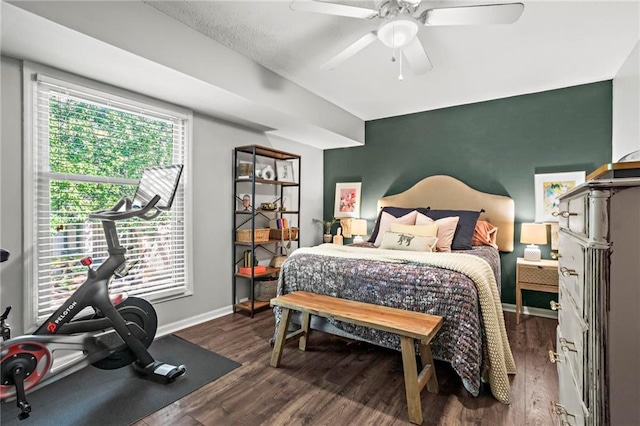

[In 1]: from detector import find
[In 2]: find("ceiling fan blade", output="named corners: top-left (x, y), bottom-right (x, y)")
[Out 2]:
top-left (321, 32), bottom-right (378, 70)
top-left (422, 3), bottom-right (524, 26)
top-left (290, 0), bottom-right (378, 19)
top-left (402, 37), bottom-right (432, 74)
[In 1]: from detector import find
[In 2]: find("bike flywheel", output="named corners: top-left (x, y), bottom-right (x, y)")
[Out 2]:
top-left (0, 341), bottom-right (52, 400)
top-left (92, 297), bottom-right (157, 370)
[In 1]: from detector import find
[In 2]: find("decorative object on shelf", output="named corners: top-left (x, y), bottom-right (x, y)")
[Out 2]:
top-left (520, 223), bottom-right (547, 261)
top-left (242, 194), bottom-right (251, 211)
top-left (333, 227), bottom-right (344, 245)
top-left (276, 160), bottom-right (296, 183)
top-left (351, 219), bottom-right (367, 244)
top-left (269, 227), bottom-right (298, 241)
top-left (262, 165), bottom-right (275, 180)
top-left (254, 277), bottom-right (278, 301)
top-left (255, 163), bottom-right (268, 178)
top-left (534, 171), bottom-right (585, 222)
top-left (236, 228), bottom-right (270, 243)
top-left (334, 182), bottom-right (362, 218)
top-left (238, 161), bottom-right (253, 179)
top-left (239, 265), bottom-right (266, 275)
top-left (269, 254), bottom-right (287, 268)
top-left (279, 197), bottom-right (286, 211)
top-left (260, 202), bottom-right (277, 211)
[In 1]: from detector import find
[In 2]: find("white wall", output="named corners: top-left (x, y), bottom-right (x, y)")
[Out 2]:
top-left (612, 40), bottom-right (640, 162)
top-left (0, 56), bottom-right (24, 333)
top-left (0, 56), bottom-right (324, 335)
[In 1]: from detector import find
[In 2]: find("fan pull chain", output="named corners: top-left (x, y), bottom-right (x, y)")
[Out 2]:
top-left (391, 25), bottom-right (397, 63)
top-left (398, 52), bottom-right (404, 81)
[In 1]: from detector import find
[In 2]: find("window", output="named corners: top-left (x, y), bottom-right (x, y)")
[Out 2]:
top-left (26, 73), bottom-right (191, 326)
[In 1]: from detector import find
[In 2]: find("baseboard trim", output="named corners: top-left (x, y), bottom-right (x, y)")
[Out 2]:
top-left (157, 305), bottom-right (234, 337)
top-left (502, 303), bottom-right (558, 320)
top-left (156, 303), bottom-right (557, 337)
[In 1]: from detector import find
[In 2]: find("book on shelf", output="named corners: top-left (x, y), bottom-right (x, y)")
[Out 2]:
top-left (269, 218), bottom-right (289, 229)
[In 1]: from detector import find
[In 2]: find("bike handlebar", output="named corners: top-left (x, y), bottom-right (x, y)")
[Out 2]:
top-left (88, 194), bottom-right (163, 221)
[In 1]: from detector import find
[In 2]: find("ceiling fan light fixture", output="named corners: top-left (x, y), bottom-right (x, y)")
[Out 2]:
top-left (377, 18), bottom-right (419, 48)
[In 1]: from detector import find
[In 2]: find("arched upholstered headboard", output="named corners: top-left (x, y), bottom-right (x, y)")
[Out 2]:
top-left (378, 175), bottom-right (514, 252)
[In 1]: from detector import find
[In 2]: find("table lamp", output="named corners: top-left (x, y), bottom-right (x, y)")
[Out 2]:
top-left (520, 223), bottom-right (547, 261)
top-left (351, 219), bottom-right (367, 244)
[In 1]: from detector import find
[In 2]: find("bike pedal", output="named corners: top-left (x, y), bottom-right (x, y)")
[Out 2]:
top-left (133, 360), bottom-right (186, 384)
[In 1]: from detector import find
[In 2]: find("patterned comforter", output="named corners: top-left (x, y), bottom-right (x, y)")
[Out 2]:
top-left (273, 243), bottom-right (503, 399)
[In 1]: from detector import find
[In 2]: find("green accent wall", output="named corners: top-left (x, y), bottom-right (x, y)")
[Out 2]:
top-left (324, 81), bottom-right (612, 308)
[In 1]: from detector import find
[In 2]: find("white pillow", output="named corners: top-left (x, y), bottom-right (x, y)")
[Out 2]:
top-left (416, 213), bottom-right (460, 252)
top-left (373, 210), bottom-right (418, 247)
top-left (380, 232), bottom-right (438, 252)
top-left (389, 223), bottom-right (438, 237)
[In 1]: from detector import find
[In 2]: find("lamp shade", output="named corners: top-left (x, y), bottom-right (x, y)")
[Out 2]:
top-left (520, 223), bottom-right (547, 245)
top-left (351, 219), bottom-right (367, 236)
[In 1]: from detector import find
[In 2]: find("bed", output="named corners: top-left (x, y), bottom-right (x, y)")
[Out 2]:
top-left (273, 175), bottom-right (516, 403)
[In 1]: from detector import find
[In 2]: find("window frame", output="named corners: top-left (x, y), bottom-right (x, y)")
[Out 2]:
top-left (22, 62), bottom-right (194, 330)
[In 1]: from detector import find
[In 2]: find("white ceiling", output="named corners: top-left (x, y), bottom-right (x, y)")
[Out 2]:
top-left (145, 0), bottom-right (640, 121)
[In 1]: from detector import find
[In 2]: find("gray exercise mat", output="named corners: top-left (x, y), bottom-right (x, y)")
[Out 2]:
top-left (0, 334), bottom-right (240, 425)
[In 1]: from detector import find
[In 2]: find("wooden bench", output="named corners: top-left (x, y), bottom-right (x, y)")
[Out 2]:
top-left (270, 291), bottom-right (443, 425)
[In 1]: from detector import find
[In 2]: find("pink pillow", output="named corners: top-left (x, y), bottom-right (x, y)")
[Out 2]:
top-left (472, 220), bottom-right (499, 249)
top-left (416, 213), bottom-right (460, 252)
top-left (373, 210), bottom-right (418, 246)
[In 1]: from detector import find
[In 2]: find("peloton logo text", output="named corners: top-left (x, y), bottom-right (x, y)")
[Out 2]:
top-left (47, 301), bottom-right (78, 332)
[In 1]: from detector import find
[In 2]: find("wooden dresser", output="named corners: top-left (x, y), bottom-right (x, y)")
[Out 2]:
top-left (551, 177), bottom-right (640, 425)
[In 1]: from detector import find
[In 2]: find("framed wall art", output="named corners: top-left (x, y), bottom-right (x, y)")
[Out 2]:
top-left (276, 160), bottom-right (295, 183)
top-left (534, 171), bottom-right (585, 222)
top-left (334, 182), bottom-right (362, 218)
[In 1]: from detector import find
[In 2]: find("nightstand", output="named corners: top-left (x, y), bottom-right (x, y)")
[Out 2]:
top-left (515, 257), bottom-right (559, 324)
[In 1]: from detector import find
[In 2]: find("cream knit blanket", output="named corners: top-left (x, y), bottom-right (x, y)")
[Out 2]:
top-left (290, 244), bottom-right (516, 403)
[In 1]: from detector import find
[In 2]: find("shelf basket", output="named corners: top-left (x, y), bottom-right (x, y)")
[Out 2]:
top-left (269, 227), bottom-right (299, 241)
top-left (254, 278), bottom-right (278, 301)
top-left (236, 228), bottom-right (270, 243)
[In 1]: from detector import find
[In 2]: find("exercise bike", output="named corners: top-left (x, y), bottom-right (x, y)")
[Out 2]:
top-left (0, 165), bottom-right (187, 420)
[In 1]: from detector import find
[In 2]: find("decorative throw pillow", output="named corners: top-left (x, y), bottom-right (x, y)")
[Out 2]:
top-left (416, 213), bottom-right (460, 252)
top-left (389, 223), bottom-right (438, 237)
top-left (373, 210), bottom-right (418, 247)
top-left (424, 209), bottom-right (481, 250)
top-left (379, 232), bottom-right (438, 252)
top-left (472, 220), bottom-right (499, 249)
top-left (368, 206), bottom-right (430, 243)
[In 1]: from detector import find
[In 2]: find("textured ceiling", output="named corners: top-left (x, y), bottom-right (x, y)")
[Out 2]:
top-left (145, 1), bottom-right (640, 121)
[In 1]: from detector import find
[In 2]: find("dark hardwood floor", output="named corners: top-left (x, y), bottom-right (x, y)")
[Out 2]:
top-left (135, 311), bottom-right (558, 426)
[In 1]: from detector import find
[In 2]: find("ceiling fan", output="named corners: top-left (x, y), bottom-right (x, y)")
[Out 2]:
top-left (290, 0), bottom-right (524, 79)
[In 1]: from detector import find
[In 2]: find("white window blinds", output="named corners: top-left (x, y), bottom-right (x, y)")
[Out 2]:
top-left (29, 74), bottom-right (190, 324)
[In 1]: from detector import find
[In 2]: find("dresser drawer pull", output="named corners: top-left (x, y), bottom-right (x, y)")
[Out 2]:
top-left (560, 338), bottom-right (578, 353)
top-left (552, 211), bottom-right (577, 218)
top-left (548, 350), bottom-right (561, 363)
top-left (551, 401), bottom-right (575, 425)
top-left (550, 301), bottom-right (561, 311)
top-left (560, 267), bottom-right (578, 277)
